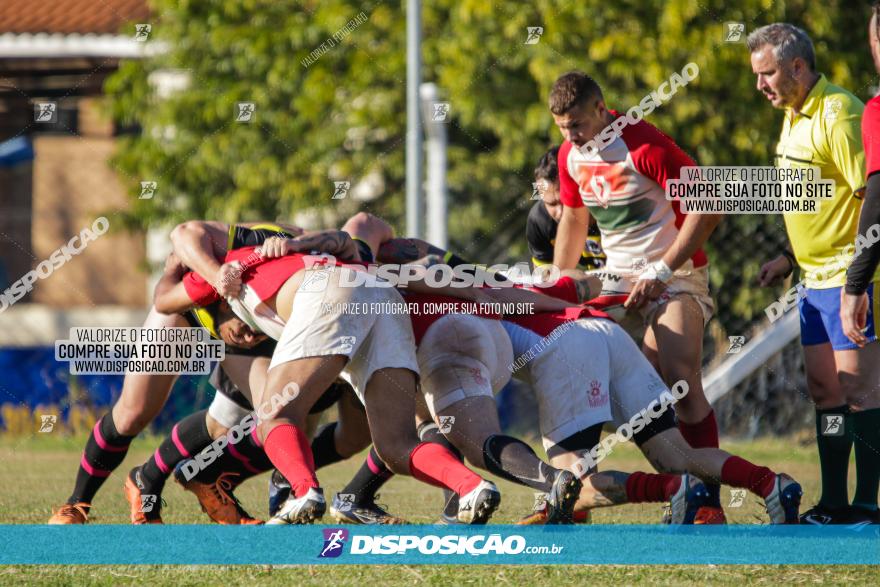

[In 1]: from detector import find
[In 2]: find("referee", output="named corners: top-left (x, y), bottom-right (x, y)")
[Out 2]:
top-left (751, 23), bottom-right (880, 525)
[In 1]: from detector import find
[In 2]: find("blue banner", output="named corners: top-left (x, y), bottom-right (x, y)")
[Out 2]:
top-left (1, 525), bottom-right (877, 565)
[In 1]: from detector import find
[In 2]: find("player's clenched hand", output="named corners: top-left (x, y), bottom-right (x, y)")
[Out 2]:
top-left (840, 290), bottom-right (869, 347)
top-left (213, 262), bottom-right (242, 297)
top-left (758, 256), bottom-right (791, 287)
top-left (624, 278), bottom-right (666, 309)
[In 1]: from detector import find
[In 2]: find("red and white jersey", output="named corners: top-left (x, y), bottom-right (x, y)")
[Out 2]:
top-left (864, 95), bottom-right (880, 178)
top-left (182, 247), bottom-right (342, 339)
top-left (558, 113), bottom-right (708, 276)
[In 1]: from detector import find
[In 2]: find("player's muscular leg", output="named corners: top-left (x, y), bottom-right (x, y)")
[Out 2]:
top-left (362, 367), bottom-right (421, 475)
top-left (835, 344), bottom-right (880, 411)
top-left (434, 396), bottom-right (503, 470)
top-left (644, 296), bottom-right (711, 424)
top-left (111, 307), bottom-right (188, 435)
top-left (255, 355), bottom-right (348, 440)
top-left (222, 355), bottom-right (268, 406)
top-left (803, 343), bottom-right (845, 408)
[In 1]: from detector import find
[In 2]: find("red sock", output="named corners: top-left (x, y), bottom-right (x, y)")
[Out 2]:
top-left (262, 424), bottom-right (318, 498)
top-left (678, 410), bottom-right (719, 449)
top-left (408, 442), bottom-right (481, 496)
top-left (625, 471), bottom-right (681, 503)
top-left (720, 456), bottom-right (776, 498)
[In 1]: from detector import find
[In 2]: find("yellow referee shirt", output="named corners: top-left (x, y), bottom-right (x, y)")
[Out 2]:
top-left (774, 74), bottom-right (868, 289)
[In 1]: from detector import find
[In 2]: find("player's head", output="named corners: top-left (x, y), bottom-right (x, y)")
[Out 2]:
top-left (549, 72), bottom-right (608, 148)
top-left (535, 146), bottom-right (562, 221)
top-left (871, 2), bottom-right (880, 73)
top-left (747, 23), bottom-right (817, 109)
top-left (213, 301), bottom-right (267, 348)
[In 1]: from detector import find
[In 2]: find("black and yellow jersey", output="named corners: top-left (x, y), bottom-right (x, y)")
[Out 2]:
top-left (526, 202), bottom-right (605, 270)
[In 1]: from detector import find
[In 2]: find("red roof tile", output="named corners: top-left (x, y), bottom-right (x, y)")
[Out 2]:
top-left (0, 0), bottom-right (150, 35)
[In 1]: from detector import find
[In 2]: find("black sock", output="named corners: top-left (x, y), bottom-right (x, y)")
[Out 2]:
top-left (851, 407), bottom-right (880, 510)
top-left (340, 446), bottom-right (392, 504)
top-left (482, 434), bottom-right (556, 492)
top-left (311, 422), bottom-right (344, 470)
top-left (417, 421), bottom-right (462, 516)
top-left (815, 405), bottom-right (852, 509)
top-left (190, 429), bottom-right (272, 485)
top-left (138, 410), bottom-right (213, 495)
top-left (67, 412), bottom-right (135, 505)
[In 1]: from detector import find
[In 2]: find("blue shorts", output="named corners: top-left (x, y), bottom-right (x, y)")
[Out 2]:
top-left (799, 283), bottom-right (878, 350)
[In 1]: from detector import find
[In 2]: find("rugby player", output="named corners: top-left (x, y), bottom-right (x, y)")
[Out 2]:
top-left (154, 228), bottom-right (508, 524)
top-left (313, 216), bottom-right (584, 524)
top-left (750, 23), bottom-right (880, 524)
top-left (47, 222), bottom-right (300, 524)
top-left (843, 3), bottom-right (880, 346)
top-left (529, 147), bottom-right (606, 271)
top-left (548, 71), bottom-right (726, 522)
top-left (310, 221), bottom-right (802, 524)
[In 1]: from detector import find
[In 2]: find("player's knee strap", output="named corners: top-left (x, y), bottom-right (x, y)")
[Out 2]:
top-left (547, 423), bottom-right (604, 459)
top-left (634, 408), bottom-right (676, 446)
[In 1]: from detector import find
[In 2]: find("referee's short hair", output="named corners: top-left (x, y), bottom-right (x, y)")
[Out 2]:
top-left (549, 72), bottom-right (603, 115)
top-left (747, 23), bottom-right (816, 71)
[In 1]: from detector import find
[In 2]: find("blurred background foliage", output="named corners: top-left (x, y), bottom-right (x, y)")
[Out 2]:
top-left (105, 0), bottom-right (878, 338)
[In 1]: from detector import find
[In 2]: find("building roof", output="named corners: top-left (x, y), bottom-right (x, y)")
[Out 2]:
top-left (0, 0), bottom-right (150, 35)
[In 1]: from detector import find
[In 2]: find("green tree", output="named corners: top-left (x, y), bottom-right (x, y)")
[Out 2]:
top-left (107, 0), bottom-right (876, 335)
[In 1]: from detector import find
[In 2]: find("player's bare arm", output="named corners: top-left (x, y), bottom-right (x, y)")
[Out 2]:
top-left (553, 205), bottom-right (591, 271)
top-left (258, 230), bottom-right (360, 262)
top-left (153, 255), bottom-right (197, 315)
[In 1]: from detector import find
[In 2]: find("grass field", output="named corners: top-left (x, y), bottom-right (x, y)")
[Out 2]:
top-left (0, 433), bottom-right (877, 585)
